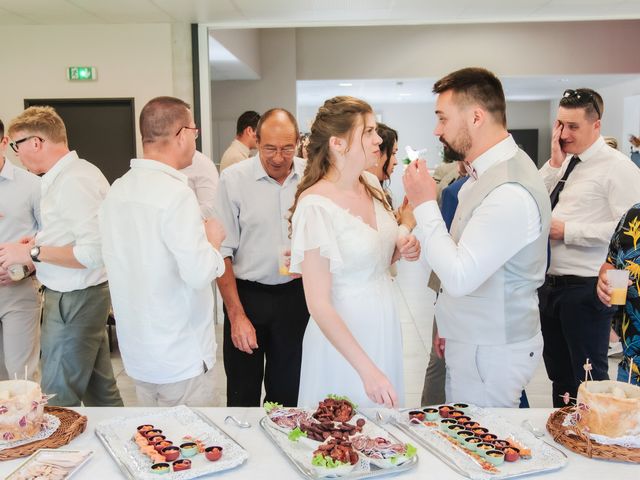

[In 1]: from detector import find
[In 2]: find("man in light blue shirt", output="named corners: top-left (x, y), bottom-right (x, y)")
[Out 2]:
top-left (0, 117), bottom-right (41, 381)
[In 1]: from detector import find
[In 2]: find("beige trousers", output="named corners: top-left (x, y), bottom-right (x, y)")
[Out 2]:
top-left (0, 277), bottom-right (41, 381)
top-left (134, 366), bottom-right (216, 407)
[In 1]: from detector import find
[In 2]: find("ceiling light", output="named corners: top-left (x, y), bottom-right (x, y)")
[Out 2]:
top-left (339, 82), bottom-right (353, 87)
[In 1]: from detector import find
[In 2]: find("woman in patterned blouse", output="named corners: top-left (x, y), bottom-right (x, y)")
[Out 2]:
top-left (597, 202), bottom-right (640, 384)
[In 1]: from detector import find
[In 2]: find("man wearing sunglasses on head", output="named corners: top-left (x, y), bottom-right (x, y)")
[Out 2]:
top-left (0, 106), bottom-right (123, 407)
top-left (538, 88), bottom-right (640, 407)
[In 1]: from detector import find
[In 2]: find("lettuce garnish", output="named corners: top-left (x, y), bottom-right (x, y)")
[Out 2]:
top-left (390, 443), bottom-right (417, 464)
top-left (288, 427), bottom-right (307, 442)
top-left (264, 401), bottom-right (282, 414)
top-left (312, 453), bottom-right (346, 469)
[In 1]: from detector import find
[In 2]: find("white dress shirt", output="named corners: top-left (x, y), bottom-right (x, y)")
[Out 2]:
top-left (220, 139), bottom-right (251, 171)
top-left (36, 151), bottom-right (108, 292)
top-left (99, 159), bottom-right (225, 384)
top-left (180, 150), bottom-right (219, 218)
top-left (214, 155), bottom-right (304, 285)
top-left (0, 158), bottom-right (40, 243)
top-left (540, 136), bottom-right (640, 276)
top-left (415, 136), bottom-right (541, 297)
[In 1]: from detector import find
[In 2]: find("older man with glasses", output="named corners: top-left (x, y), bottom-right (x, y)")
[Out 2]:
top-left (0, 106), bottom-right (123, 407)
top-left (538, 88), bottom-right (640, 407)
top-left (214, 108), bottom-right (309, 407)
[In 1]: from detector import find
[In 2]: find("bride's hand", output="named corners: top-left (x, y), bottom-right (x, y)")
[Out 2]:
top-left (397, 234), bottom-right (421, 261)
top-left (362, 367), bottom-right (398, 408)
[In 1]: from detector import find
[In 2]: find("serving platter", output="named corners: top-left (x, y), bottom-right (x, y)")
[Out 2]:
top-left (95, 405), bottom-right (248, 480)
top-left (6, 449), bottom-right (93, 480)
top-left (391, 404), bottom-right (567, 480)
top-left (260, 399), bottom-right (418, 479)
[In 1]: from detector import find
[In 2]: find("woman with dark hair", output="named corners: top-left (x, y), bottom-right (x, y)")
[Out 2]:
top-left (367, 123), bottom-right (398, 200)
top-left (288, 96), bottom-right (420, 408)
top-left (367, 123), bottom-right (415, 235)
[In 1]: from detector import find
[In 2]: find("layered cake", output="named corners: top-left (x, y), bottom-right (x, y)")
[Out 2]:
top-left (0, 380), bottom-right (46, 441)
top-left (576, 380), bottom-right (640, 438)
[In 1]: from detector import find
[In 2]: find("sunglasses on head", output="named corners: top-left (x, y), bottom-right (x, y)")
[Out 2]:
top-left (562, 89), bottom-right (601, 119)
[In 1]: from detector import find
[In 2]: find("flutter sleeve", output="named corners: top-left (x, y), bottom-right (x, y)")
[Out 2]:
top-left (290, 197), bottom-right (343, 274)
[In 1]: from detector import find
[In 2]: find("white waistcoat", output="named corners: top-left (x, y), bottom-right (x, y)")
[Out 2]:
top-left (436, 150), bottom-right (552, 345)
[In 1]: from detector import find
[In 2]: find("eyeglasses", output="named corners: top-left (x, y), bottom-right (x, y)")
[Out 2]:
top-left (176, 126), bottom-right (199, 139)
top-left (562, 89), bottom-right (601, 119)
top-left (260, 145), bottom-right (296, 157)
top-left (9, 136), bottom-right (44, 153)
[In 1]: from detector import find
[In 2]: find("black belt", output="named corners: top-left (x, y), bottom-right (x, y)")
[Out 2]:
top-left (236, 277), bottom-right (302, 292)
top-left (545, 274), bottom-right (596, 287)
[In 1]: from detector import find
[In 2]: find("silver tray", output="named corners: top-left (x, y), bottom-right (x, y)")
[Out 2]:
top-left (95, 405), bottom-right (248, 480)
top-left (391, 405), bottom-right (567, 480)
top-left (6, 449), bottom-right (93, 480)
top-left (260, 413), bottom-right (418, 479)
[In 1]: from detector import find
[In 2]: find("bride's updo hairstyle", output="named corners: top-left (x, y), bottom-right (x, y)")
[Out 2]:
top-left (289, 96), bottom-right (389, 231)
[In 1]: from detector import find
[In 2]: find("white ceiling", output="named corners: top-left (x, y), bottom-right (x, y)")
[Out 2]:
top-left (1, 0), bottom-right (640, 26)
top-left (297, 75), bottom-right (640, 105)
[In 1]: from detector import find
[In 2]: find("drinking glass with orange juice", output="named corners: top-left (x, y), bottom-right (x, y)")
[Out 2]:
top-left (607, 269), bottom-right (630, 305)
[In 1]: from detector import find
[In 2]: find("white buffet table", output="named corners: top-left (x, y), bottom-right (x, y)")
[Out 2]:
top-left (1, 407), bottom-right (636, 479)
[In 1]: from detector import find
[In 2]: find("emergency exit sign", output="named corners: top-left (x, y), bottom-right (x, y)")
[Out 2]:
top-left (67, 66), bottom-right (97, 81)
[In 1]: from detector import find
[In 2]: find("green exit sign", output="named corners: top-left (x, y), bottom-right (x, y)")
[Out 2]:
top-left (67, 66), bottom-right (97, 81)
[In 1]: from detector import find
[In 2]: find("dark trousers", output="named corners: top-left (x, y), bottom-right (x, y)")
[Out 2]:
top-left (539, 276), bottom-right (613, 407)
top-left (223, 278), bottom-right (309, 407)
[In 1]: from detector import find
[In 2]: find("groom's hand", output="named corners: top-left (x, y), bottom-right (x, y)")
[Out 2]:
top-left (403, 160), bottom-right (436, 208)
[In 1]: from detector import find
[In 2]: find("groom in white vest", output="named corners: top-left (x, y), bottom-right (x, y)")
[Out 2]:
top-left (403, 67), bottom-right (551, 407)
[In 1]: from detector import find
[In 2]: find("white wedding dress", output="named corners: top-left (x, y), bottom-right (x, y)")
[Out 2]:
top-left (290, 177), bottom-right (405, 409)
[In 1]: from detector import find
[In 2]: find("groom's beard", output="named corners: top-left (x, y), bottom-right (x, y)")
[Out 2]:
top-left (439, 125), bottom-right (472, 162)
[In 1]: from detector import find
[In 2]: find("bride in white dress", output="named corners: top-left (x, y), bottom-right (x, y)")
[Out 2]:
top-left (289, 96), bottom-right (420, 408)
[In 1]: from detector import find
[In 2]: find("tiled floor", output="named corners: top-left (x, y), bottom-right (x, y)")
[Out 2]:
top-left (110, 260), bottom-right (620, 408)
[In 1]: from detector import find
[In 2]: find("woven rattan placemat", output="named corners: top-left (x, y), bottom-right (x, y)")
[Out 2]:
top-left (0, 406), bottom-right (87, 461)
top-left (547, 407), bottom-right (640, 464)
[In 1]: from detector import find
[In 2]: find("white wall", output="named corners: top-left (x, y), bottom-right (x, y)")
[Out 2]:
top-left (0, 24), bottom-right (177, 161)
top-left (296, 21), bottom-right (640, 80)
top-left (506, 101), bottom-right (552, 165)
top-left (598, 77), bottom-right (640, 153)
top-left (210, 29), bottom-right (297, 163)
top-left (211, 29), bottom-right (261, 78)
top-left (171, 23), bottom-right (194, 106)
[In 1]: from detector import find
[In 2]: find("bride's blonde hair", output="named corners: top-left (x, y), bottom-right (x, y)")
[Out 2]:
top-left (288, 96), bottom-right (390, 233)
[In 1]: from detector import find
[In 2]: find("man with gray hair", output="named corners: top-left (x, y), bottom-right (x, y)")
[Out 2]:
top-left (215, 108), bottom-right (308, 407)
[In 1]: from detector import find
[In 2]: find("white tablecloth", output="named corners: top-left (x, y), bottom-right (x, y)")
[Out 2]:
top-left (1, 407), bottom-right (636, 479)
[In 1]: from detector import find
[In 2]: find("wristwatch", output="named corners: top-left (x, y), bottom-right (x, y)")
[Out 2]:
top-left (29, 246), bottom-right (41, 263)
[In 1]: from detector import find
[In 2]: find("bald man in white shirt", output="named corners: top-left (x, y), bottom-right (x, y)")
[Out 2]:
top-left (100, 97), bottom-right (226, 407)
top-left (215, 108), bottom-right (309, 407)
top-left (0, 107), bottom-right (122, 407)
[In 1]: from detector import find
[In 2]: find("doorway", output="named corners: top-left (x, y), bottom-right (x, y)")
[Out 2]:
top-left (24, 98), bottom-right (136, 183)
